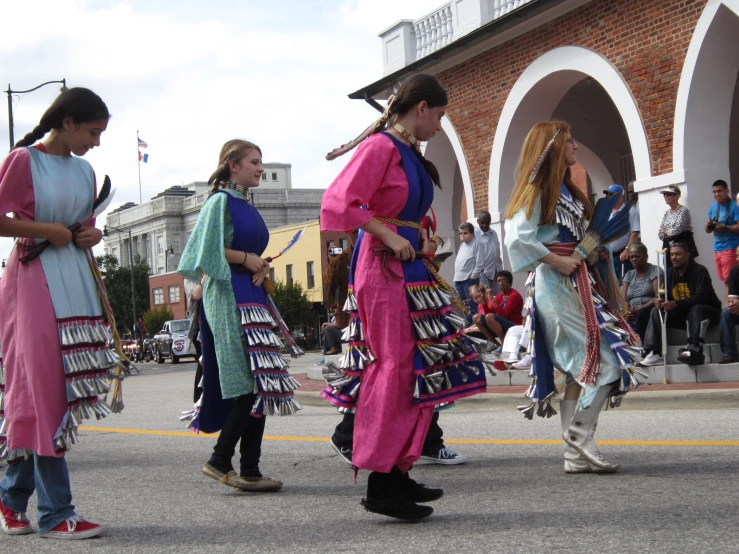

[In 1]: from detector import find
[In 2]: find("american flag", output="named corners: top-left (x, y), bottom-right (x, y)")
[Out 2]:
top-left (138, 137), bottom-right (148, 148)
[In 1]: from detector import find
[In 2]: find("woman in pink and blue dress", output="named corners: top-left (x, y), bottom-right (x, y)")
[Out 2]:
top-left (321, 74), bottom-right (488, 520)
top-left (0, 88), bottom-right (117, 539)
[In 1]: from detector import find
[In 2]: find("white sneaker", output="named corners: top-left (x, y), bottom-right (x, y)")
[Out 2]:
top-left (639, 352), bottom-right (664, 367)
top-left (511, 354), bottom-right (532, 370)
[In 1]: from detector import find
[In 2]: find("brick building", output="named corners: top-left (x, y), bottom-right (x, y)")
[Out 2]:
top-left (352, 0), bottom-right (739, 289)
top-left (148, 272), bottom-right (187, 321)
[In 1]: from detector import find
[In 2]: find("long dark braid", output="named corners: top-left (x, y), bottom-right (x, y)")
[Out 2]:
top-left (14, 87), bottom-right (109, 148)
top-left (369, 74), bottom-right (447, 189)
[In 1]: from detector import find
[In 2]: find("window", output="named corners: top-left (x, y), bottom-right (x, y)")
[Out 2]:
top-left (271, 172), bottom-right (278, 181)
top-left (307, 261), bottom-right (315, 289)
top-left (269, 267), bottom-right (275, 282)
top-left (173, 241), bottom-right (180, 254)
top-left (169, 286), bottom-right (180, 303)
top-left (111, 247), bottom-right (118, 260)
top-left (340, 238), bottom-right (348, 250)
top-left (153, 288), bottom-right (164, 305)
top-left (261, 173), bottom-right (267, 181)
top-left (157, 236), bottom-right (164, 254)
top-left (286, 264), bottom-right (293, 286)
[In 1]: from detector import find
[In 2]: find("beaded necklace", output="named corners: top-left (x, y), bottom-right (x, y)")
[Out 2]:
top-left (220, 181), bottom-right (249, 199)
top-left (392, 123), bottom-right (421, 151)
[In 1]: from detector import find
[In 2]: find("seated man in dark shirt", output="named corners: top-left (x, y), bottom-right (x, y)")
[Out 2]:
top-left (640, 241), bottom-right (722, 366)
top-left (719, 246), bottom-right (739, 363)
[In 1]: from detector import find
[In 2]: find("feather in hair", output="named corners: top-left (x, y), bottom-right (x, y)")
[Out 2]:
top-left (325, 96), bottom-right (397, 161)
top-left (528, 128), bottom-right (561, 184)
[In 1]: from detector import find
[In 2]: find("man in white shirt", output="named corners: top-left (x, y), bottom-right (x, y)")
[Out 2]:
top-left (475, 210), bottom-right (503, 294)
top-left (454, 222), bottom-right (480, 324)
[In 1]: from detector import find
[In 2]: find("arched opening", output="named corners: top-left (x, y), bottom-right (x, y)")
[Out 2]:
top-left (671, 1), bottom-right (739, 281)
top-left (489, 47), bottom-right (649, 280)
top-left (424, 117), bottom-right (476, 284)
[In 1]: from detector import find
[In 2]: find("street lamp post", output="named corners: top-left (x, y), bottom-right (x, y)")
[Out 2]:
top-left (164, 245), bottom-right (174, 273)
top-left (5, 79), bottom-right (66, 150)
top-left (103, 225), bottom-right (137, 335)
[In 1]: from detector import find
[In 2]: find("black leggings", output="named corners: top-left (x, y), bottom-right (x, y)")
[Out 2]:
top-left (332, 411), bottom-right (444, 455)
top-left (208, 393), bottom-right (266, 477)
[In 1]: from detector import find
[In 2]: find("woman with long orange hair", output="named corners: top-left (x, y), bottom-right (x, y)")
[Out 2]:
top-left (504, 121), bottom-right (638, 474)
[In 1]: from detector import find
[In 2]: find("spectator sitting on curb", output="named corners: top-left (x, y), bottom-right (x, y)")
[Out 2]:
top-left (467, 275), bottom-right (523, 348)
top-left (639, 242), bottom-right (722, 367)
top-left (622, 242), bottom-right (664, 344)
top-left (718, 245), bottom-right (739, 364)
top-left (705, 179), bottom-right (739, 303)
top-left (321, 304), bottom-right (344, 356)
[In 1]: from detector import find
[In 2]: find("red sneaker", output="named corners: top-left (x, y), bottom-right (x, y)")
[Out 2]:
top-left (40, 516), bottom-right (103, 540)
top-left (0, 497), bottom-right (33, 535)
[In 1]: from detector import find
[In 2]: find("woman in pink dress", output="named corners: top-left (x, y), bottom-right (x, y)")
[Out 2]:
top-left (321, 74), bottom-right (488, 520)
top-left (0, 88), bottom-right (116, 539)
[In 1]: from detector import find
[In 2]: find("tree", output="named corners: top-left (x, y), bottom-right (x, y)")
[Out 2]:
top-left (95, 253), bottom-right (151, 335)
top-left (270, 280), bottom-right (313, 334)
top-left (143, 304), bottom-right (174, 337)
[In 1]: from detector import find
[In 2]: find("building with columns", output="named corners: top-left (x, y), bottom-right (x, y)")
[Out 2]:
top-left (356, 0), bottom-right (738, 290)
top-left (103, 162), bottom-right (323, 275)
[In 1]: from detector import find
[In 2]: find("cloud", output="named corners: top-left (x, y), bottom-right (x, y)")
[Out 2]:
top-left (0, 0), bottom-right (441, 262)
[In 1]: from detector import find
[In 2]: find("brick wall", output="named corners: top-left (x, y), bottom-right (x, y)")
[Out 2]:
top-left (149, 272), bottom-right (187, 320)
top-left (438, 0), bottom-right (707, 212)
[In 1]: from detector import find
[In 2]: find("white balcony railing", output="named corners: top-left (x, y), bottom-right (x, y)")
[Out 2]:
top-left (414, 4), bottom-right (454, 60)
top-left (380, 0), bottom-right (534, 75)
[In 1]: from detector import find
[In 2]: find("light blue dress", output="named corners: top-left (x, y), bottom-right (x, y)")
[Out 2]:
top-left (504, 189), bottom-right (623, 409)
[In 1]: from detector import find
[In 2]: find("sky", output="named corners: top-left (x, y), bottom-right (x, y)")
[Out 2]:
top-left (0, 0), bottom-right (443, 263)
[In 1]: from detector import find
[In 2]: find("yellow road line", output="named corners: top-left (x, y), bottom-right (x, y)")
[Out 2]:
top-left (78, 427), bottom-right (739, 446)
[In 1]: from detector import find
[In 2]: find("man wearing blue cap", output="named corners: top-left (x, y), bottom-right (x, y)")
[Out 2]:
top-left (605, 183), bottom-right (640, 282)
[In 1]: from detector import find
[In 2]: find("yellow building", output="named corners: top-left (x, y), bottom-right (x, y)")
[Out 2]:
top-left (265, 220), bottom-right (322, 303)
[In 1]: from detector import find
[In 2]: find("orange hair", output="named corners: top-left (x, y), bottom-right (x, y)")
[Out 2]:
top-left (503, 120), bottom-right (592, 224)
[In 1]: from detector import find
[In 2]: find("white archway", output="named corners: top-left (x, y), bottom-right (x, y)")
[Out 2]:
top-left (673, 0), bottom-right (739, 175)
top-left (576, 143), bottom-right (615, 194)
top-left (423, 116), bottom-right (476, 283)
top-left (488, 46), bottom-right (651, 215)
top-left (649, 0), bottom-right (739, 290)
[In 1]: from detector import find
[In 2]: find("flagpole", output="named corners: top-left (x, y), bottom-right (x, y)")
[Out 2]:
top-left (137, 129), bottom-right (142, 204)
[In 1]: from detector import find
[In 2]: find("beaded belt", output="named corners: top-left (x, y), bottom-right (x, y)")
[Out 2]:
top-left (375, 217), bottom-right (466, 314)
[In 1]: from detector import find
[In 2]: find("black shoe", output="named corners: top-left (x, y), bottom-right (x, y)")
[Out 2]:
top-left (678, 337), bottom-right (705, 366)
top-left (718, 355), bottom-right (737, 364)
top-left (329, 437), bottom-right (353, 466)
top-left (395, 468), bottom-right (443, 503)
top-left (360, 496), bottom-right (434, 520)
top-left (362, 470), bottom-right (434, 520)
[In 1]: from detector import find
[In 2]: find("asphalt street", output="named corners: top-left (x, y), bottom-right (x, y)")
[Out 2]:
top-left (2, 361), bottom-right (738, 553)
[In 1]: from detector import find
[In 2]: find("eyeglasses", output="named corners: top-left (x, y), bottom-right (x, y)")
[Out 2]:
top-left (566, 137), bottom-right (577, 146)
top-left (662, 192), bottom-right (677, 197)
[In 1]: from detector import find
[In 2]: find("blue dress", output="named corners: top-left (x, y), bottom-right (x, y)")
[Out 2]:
top-left (179, 190), bottom-right (300, 434)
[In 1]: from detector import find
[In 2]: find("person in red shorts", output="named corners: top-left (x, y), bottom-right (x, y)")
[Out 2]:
top-left (469, 270), bottom-right (523, 345)
top-left (705, 179), bottom-right (739, 302)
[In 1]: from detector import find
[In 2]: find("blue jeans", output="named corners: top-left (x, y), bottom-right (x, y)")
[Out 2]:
top-left (720, 308), bottom-right (739, 360)
top-left (455, 278), bottom-right (479, 325)
top-left (0, 454), bottom-right (76, 534)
